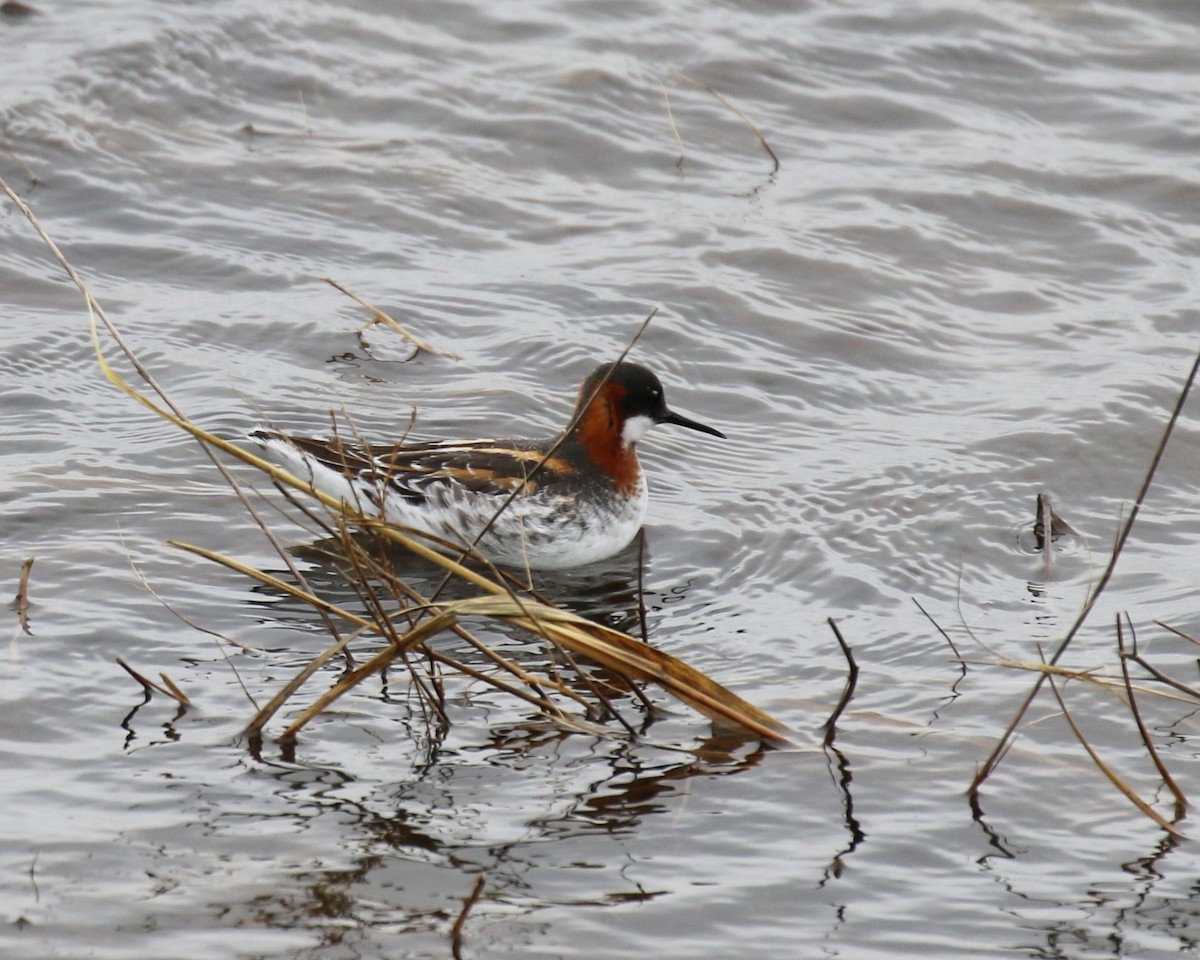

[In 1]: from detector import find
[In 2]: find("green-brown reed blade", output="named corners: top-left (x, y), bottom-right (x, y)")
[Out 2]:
top-left (440, 596), bottom-right (795, 745)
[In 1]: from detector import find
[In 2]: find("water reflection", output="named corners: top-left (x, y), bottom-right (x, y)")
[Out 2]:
top-left (820, 742), bottom-right (865, 885)
top-left (120, 689), bottom-right (186, 751)
top-left (969, 789), bottom-right (1200, 956)
top-left (220, 728), bottom-right (779, 950)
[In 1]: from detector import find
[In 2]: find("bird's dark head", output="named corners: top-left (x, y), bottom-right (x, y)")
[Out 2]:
top-left (573, 361), bottom-right (726, 448)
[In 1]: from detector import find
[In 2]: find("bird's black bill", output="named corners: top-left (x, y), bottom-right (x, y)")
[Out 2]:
top-left (659, 409), bottom-right (726, 439)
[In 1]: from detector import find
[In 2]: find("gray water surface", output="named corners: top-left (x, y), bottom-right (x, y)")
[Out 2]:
top-left (3, 1), bottom-right (1200, 957)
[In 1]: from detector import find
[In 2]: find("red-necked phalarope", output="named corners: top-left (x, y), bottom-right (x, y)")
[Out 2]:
top-left (252, 361), bottom-right (726, 570)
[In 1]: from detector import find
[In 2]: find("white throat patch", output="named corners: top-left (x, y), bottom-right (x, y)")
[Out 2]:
top-left (621, 414), bottom-right (655, 448)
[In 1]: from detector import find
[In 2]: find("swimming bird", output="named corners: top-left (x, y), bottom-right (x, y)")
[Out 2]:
top-left (251, 361), bottom-right (726, 570)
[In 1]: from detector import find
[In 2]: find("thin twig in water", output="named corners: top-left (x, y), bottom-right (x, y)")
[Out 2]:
top-left (26, 854), bottom-right (40, 907)
top-left (1127, 653), bottom-right (1200, 701)
top-left (1154, 620), bottom-right (1200, 647)
top-left (297, 88), bottom-right (313, 136)
top-left (1036, 493), bottom-right (1054, 577)
top-left (951, 560), bottom-right (1003, 659)
top-left (673, 70), bottom-right (780, 173)
top-left (913, 596), bottom-right (964, 665)
top-left (970, 346), bottom-right (1200, 798)
top-left (28, 850), bottom-right (39, 903)
top-left (822, 618), bottom-right (858, 747)
top-left (1117, 614), bottom-right (1187, 821)
top-left (120, 534), bottom-right (261, 708)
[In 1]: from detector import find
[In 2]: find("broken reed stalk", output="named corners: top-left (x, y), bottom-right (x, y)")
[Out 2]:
top-left (1036, 493), bottom-right (1053, 576)
top-left (970, 346), bottom-right (1200, 797)
top-left (0, 176), bottom-right (793, 747)
top-left (116, 656), bottom-right (191, 706)
top-left (822, 618), bottom-right (858, 747)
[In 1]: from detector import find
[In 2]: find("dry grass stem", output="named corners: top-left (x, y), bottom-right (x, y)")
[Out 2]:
top-left (321, 276), bottom-right (451, 359)
top-left (954, 654), bottom-right (1200, 710)
top-left (673, 70), bottom-right (780, 173)
top-left (656, 76), bottom-right (686, 168)
top-left (121, 543), bottom-right (263, 712)
top-left (1045, 671), bottom-right (1184, 838)
top-left (0, 146), bottom-right (40, 189)
top-left (1117, 616), bottom-right (1187, 820)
